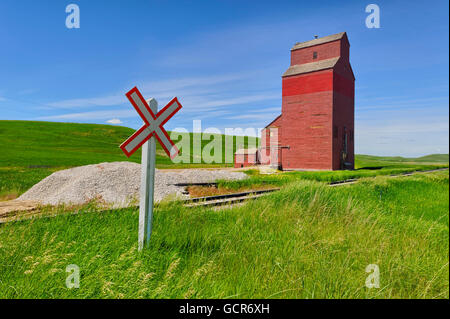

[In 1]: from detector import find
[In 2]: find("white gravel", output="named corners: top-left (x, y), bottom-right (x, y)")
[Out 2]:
top-left (18, 162), bottom-right (247, 207)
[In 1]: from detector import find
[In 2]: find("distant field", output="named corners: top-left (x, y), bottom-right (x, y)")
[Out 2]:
top-left (0, 120), bottom-right (448, 199)
top-left (0, 120), bottom-right (257, 198)
top-left (0, 120), bottom-right (258, 168)
top-left (356, 154), bottom-right (449, 167)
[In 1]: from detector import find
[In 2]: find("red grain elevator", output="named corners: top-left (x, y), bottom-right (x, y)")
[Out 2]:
top-left (262, 32), bottom-right (355, 170)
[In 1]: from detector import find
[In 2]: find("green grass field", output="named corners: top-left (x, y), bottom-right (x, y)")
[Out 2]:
top-left (0, 171), bottom-right (447, 298)
top-left (0, 120), bottom-right (261, 168)
top-left (0, 120), bottom-right (448, 299)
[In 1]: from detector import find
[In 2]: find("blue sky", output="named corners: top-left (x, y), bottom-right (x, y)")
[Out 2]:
top-left (0, 0), bottom-right (448, 157)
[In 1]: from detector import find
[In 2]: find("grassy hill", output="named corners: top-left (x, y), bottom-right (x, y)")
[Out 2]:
top-left (415, 154), bottom-right (449, 162)
top-left (0, 120), bottom-right (257, 197)
top-left (356, 154), bottom-right (449, 167)
top-left (0, 120), bottom-right (448, 199)
top-left (2, 120), bottom-right (446, 169)
top-left (0, 120), bottom-right (258, 168)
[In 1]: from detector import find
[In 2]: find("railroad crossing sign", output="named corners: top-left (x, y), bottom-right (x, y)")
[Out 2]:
top-left (120, 87), bottom-right (182, 158)
top-left (119, 86), bottom-right (182, 250)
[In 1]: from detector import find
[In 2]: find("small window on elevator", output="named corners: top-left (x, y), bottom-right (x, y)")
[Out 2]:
top-left (313, 51), bottom-right (318, 59)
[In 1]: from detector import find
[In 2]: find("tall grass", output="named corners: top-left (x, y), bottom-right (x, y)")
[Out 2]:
top-left (218, 165), bottom-right (448, 190)
top-left (0, 171), bottom-right (447, 298)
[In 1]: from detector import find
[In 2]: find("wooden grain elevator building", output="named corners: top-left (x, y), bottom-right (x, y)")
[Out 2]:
top-left (259, 32), bottom-right (355, 170)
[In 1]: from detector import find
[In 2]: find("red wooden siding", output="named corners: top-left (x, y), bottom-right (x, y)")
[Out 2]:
top-left (260, 32), bottom-right (354, 171)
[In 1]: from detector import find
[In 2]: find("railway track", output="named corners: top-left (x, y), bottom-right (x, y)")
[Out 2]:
top-left (183, 167), bottom-right (449, 208)
top-left (182, 188), bottom-right (280, 208)
top-left (1, 168), bottom-right (447, 221)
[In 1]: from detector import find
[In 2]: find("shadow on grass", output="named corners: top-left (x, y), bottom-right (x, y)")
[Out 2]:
top-left (356, 166), bottom-right (384, 170)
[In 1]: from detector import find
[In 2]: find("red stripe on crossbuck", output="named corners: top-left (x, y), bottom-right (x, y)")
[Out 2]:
top-left (119, 87), bottom-right (182, 158)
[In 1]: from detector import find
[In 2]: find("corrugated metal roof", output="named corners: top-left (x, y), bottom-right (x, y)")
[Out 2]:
top-left (235, 148), bottom-right (259, 155)
top-left (282, 57), bottom-right (340, 77)
top-left (291, 32), bottom-right (346, 51)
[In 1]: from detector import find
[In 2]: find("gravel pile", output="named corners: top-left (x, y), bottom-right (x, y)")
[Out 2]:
top-left (18, 162), bottom-right (247, 207)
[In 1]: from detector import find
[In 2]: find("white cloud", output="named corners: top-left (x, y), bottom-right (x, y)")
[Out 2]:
top-left (46, 94), bottom-right (124, 109)
top-left (225, 113), bottom-right (278, 121)
top-left (37, 91), bottom-right (279, 121)
top-left (44, 72), bottom-right (253, 110)
top-left (356, 110), bottom-right (449, 157)
top-left (196, 94), bottom-right (279, 109)
top-left (248, 107), bottom-right (281, 113)
top-left (106, 118), bottom-right (123, 125)
top-left (139, 73), bottom-right (250, 94)
top-left (37, 109), bottom-right (135, 121)
top-left (18, 88), bottom-right (39, 95)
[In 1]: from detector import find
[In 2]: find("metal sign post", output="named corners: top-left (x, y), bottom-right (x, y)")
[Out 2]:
top-left (119, 87), bottom-right (182, 250)
top-left (138, 98), bottom-right (157, 250)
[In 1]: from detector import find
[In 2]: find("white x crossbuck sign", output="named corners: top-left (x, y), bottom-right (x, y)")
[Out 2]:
top-left (120, 87), bottom-right (182, 159)
top-left (119, 87), bottom-right (182, 250)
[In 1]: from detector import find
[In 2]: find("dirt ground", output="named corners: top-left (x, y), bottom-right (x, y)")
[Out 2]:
top-left (0, 200), bottom-right (41, 223)
top-left (186, 184), bottom-right (275, 197)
